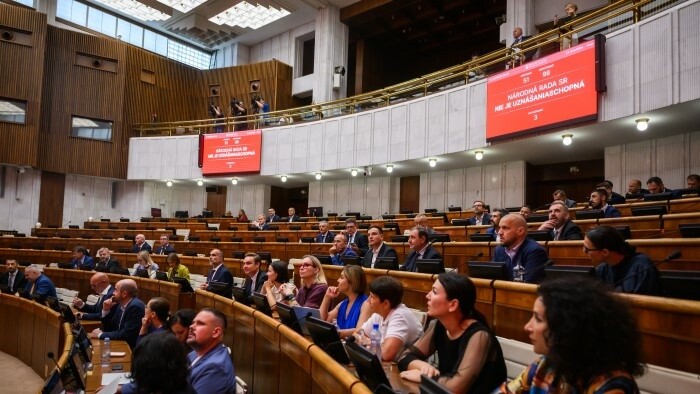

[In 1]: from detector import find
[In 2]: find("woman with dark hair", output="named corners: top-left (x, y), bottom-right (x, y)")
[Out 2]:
top-left (398, 272), bottom-right (506, 393)
top-left (585, 226), bottom-right (659, 295)
top-left (170, 308), bottom-right (196, 346)
top-left (166, 253), bottom-right (190, 280)
top-left (120, 332), bottom-right (195, 394)
top-left (319, 264), bottom-right (372, 337)
top-left (136, 297), bottom-right (170, 345)
top-left (237, 209), bottom-right (249, 222)
top-left (499, 276), bottom-right (644, 393)
top-left (261, 260), bottom-right (297, 310)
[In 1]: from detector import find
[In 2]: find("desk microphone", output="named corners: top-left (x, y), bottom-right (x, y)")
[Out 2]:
top-left (47, 352), bottom-right (61, 371)
top-left (612, 251), bottom-right (681, 288)
top-left (454, 252), bottom-right (484, 274)
top-left (514, 259), bottom-right (555, 282)
top-left (62, 220), bottom-right (72, 228)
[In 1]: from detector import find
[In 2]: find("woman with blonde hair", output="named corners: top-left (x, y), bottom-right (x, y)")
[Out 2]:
top-left (280, 255), bottom-right (327, 309)
top-left (319, 264), bottom-right (372, 337)
top-left (134, 250), bottom-right (159, 278)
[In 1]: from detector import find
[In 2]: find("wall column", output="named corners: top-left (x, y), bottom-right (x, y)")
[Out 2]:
top-left (313, 5), bottom-right (349, 104)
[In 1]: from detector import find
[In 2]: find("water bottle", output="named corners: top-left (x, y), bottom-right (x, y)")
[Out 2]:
top-left (369, 323), bottom-right (382, 360)
top-left (101, 337), bottom-right (111, 369)
top-left (332, 318), bottom-right (340, 332)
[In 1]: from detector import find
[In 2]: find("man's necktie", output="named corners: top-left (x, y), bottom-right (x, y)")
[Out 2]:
top-left (9, 273), bottom-right (15, 290)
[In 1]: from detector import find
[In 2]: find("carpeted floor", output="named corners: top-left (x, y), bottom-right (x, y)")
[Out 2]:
top-left (0, 351), bottom-right (44, 394)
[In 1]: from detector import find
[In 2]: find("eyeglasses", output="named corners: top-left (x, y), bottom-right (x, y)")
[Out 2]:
top-left (300, 263), bottom-right (314, 268)
top-left (583, 245), bottom-right (601, 253)
top-left (473, 204), bottom-right (483, 208)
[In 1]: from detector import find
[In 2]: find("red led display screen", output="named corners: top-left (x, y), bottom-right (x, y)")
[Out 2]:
top-left (200, 130), bottom-right (262, 175)
top-left (486, 39), bottom-right (601, 141)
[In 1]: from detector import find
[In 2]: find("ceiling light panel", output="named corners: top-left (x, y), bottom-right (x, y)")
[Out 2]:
top-left (95, 0), bottom-right (171, 21)
top-left (209, 1), bottom-right (290, 30)
top-left (157, 0), bottom-right (206, 14)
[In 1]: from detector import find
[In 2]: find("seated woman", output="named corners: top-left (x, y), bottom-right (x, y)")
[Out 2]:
top-left (398, 272), bottom-right (506, 393)
top-left (166, 253), bottom-right (190, 280)
top-left (170, 308), bottom-right (196, 348)
top-left (498, 276), bottom-right (644, 393)
top-left (133, 250), bottom-right (159, 278)
top-left (280, 255), bottom-right (328, 309)
top-left (237, 209), bottom-right (249, 222)
top-left (261, 260), bottom-right (297, 311)
top-left (119, 332), bottom-right (195, 394)
top-left (137, 297), bottom-right (170, 345)
top-left (319, 264), bottom-right (371, 338)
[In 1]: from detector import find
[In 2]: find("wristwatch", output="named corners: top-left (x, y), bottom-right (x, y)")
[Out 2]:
top-left (285, 294), bottom-right (295, 301)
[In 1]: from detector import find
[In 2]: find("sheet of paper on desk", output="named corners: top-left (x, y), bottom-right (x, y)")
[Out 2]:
top-left (102, 372), bottom-right (130, 386)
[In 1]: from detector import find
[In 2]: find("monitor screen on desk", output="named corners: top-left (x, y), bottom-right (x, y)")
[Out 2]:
top-left (133, 269), bottom-right (150, 279)
top-left (41, 368), bottom-right (64, 394)
top-left (304, 316), bottom-right (350, 365)
top-left (373, 257), bottom-right (399, 270)
top-left (467, 261), bottom-right (508, 280)
top-left (344, 340), bottom-right (391, 391)
top-left (416, 259), bottom-right (444, 274)
top-left (276, 303), bottom-right (302, 335)
top-left (420, 375), bottom-right (451, 394)
top-left (67, 344), bottom-right (87, 390)
top-left (171, 276), bottom-right (194, 293)
top-left (250, 292), bottom-right (271, 316)
top-left (73, 325), bottom-right (93, 363)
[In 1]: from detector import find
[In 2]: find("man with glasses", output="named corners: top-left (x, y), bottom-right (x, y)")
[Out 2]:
top-left (467, 201), bottom-right (492, 226)
top-left (73, 272), bottom-right (114, 320)
top-left (154, 234), bottom-right (176, 255)
top-left (200, 249), bottom-right (234, 299)
top-left (344, 218), bottom-right (369, 256)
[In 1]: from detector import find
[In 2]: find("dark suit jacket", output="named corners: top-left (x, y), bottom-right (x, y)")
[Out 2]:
top-left (468, 213), bottom-right (492, 226)
top-left (154, 244), bottom-right (176, 255)
top-left (206, 265), bottom-right (234, 299)
top-left (400, 245), bottom-right (442, 272)
top-left (603, 205), bottom-right (622, 218)
top-left (25, 274), bottom-right (58, 299)
top-left (95, 258), bottom-right (120, 272)
top-left (131, 242), bottom-right (152, 253)
top-left (100, 297), bottom-right (146, 348)
top-left (0, 270), bottom-right (27, 293)
top-left (287, 215), bottom-right (300, 222)
top-left (511, 35), bottom-right (536, 60)
top-left (609, 192), bottom-right (626, 205)
top-left (492, 237), bottom-right (549, 283)
top-left (79, 285), bottom-right (116, 320)
top-left (362, 243), bottom-right (399, 268)
top-left (347, 232), bottom-right (369, 256)
top-left (71, 255), bottom-right (95, 270)
top-left (553, 219), bottom-right (583, 240)
top-left (315, 231), bottom-right (335, 243)
top-left (241, 270), bottom-right (268, 305)
top-left (267, 214), bottom-right (280, 223)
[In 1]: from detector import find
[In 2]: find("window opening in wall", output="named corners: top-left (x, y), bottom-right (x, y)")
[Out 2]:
top-left (0, 98), bottom-right (27, 124)
top-left (71, 116), bottom-right (113, 141)
top-left (302, 37), bottom-right (315, 76)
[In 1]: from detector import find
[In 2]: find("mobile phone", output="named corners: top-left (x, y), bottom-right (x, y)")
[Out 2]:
top-left (111, 364), bottom-right (123, 371)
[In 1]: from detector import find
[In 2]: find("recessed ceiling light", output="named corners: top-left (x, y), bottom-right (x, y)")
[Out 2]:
top-left (475, 151), bottom-right (484, 160)
top-left (386, 165), bottom-right (394, 173)
top-left (428, 158), bottom-right (437, 167)
top-left (635, 118), bottom-right (649, 131)
top-left (562, 134), bottom-right (573, 146)
top-left (351, 169), bottom-right (358, 177)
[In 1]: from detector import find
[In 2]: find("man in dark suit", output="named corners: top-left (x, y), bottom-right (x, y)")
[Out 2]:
top-left (626, 179), bottom-right (649, 196)
top-left (362, 226), bottom-right (398, 268)
top-left (24, 264), bottom-right (58, 300)
top-left (95, 247), bottom-right (120, 272)
top-left (240, 253), bottom-right (268, 305)
top-left (71, 246), bottom-right (95, 270)
top-left (0, 259), bottom-right (27, 293)
top-left (89, 278), bottom-right (145, 348)
top-left (267, 208), bottom-right (280, 223)
top-left (597, 180), bottom-right (626, 205)
top-left (154, 234), bottom-right (176, 255)
top-left (329, 233), bottom-right (357, 266)
top-left (131, 234), bottom-right (152, 253)
top-left (589, 189), bottom-right (621, 218)
top-left (553, 190), bottom-right (577, 208)
top-left (199, 249), bottom-right (234, 299)
top-left (314, 220), bottom-right (335, 243)
top-left (509, 26), bottom-right (536, 66)
top-left (73, 272), bottom-right (115, 320)
top-left (538, 200), bottom-right (583, 240)
top-left (400, 226), bottom-right (442, 272)
top-left (492, 215), bottom-right (549, 283)
top-left (467, 200), bottom-right (492, 226)
top-left (286, 207), bottom-right (300, 222)
top-left (345, 218), bottom-right (369, 256)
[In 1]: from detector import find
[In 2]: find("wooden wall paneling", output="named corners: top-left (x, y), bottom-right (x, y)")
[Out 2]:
top-left (18, 297), bottom-right (35, 366)
top-left (0, 6), bottom-right (46, 166)
top-left (38, 171), bottom-right (65, 227)
top-left (279, 325), bottom-right (313, 394)
top-left (399, 176), bottom-right (419, 213)
top-left (206, 186), bottom-right (227, 216)
top-left (232, 301), bottom-right (256, 391)
top-left (253, 312), bottom-right (282, 393)
top-left (31, 303), bottom-right (49, 376)
top-left (0, 294), bottom-right (21, 356)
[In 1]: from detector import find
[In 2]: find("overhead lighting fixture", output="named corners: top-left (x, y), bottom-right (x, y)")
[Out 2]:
top-left (351, 169), bottom-right (358, 177)
top-left (166, 180), bottom-right (173, 187)
top-left (428, 158), bottom-right (437, 168)
top-left (635, 118), bottom-right (649, 131)
top-left (197, 179), bottom-right (204, 186)
top-left (94, 0), bottom-right (171, 21)
top-left (209, 1), bottom-right (291, 30)
top-left (281, 175), bottom-right (287, 182)
top-left (231, 178), bottom-right (238, 185)
top-left (386, 165), bottom-right (394, 173)
top-left (475, 151), bottom-right (484, 160)
top-left (315, 173), bottom-right (322, 180)
top-left (156, 0), bottom-right (206, 13)
top-left (562, 134), bottom-right (573, 146)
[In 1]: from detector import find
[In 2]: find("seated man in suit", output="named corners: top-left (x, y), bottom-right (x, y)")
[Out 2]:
top-left (240, 253), bottom-right (267, 305)
top-left (131, 234), bottom-right (152, 253)
top-left (266, 208), bottom-right (280, 223)
top-left (687, 174), bottom-right (699, 190)
top-left (24, 264), bottom-right (57, 300)
top-left (71, 246), bottom-right (95, 270)
top-left (493, 215), bottom-right (549, 283)
top-left (186, 308), bottom-right (236, 393)
top-left (486, 208), bottom-right (509, 241)
top-left (0, 259), bottom-right (27, 294)
top-left (154, 234), bottom-right (176, 255)
top-left (538, 200), bottom-right (583, 240)
top-left (552, 190), bottom-right (577, 208)
top-left (647, 176), bottom-right (681, 198)
top-left (519, 205), bottom-right (532, 219)
top-left (467, 200), bottom-right (492, 226)
top-left (589, 189), bottom-right (621, 218)
top-left (362, 226), bottom-right (398, 268)
top-left (597, 180), bottom-right (626, 205)
top-left (286, 207), bottom-right (300, 222)
top-left (89, 278), bottom-right (145, 348)
top-left (345, 218), bottom-right (369, 256)
top-left (627, 179), bottom-right (648, 196)
top-left (413, 214), bottom-right (436, 235)
top-left (95, 247), bottom-right (120, 272)
top-left (73, 272), bottom-right (115, 320)
top-left (199, 249), bottom-right (234, 299)
top-left (314, 220), bottom-right (335, 243)
top-left (252, 214), bottom-right (270, 230)
top-left (400, 227), bottom-right (442, 272)
top-left (330, 233), bottom-right (358, 266)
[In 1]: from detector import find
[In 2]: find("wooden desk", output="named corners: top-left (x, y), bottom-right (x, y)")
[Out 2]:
top-left (85, 339), bottom-right (132, 393)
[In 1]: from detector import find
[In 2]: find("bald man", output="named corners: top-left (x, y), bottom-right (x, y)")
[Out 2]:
top-left (90, 278), bottom-right (145, 348)
top-left (492, 215), bottom-right (549, 283)
top-left (73, 272), bottom-right (115, 320)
